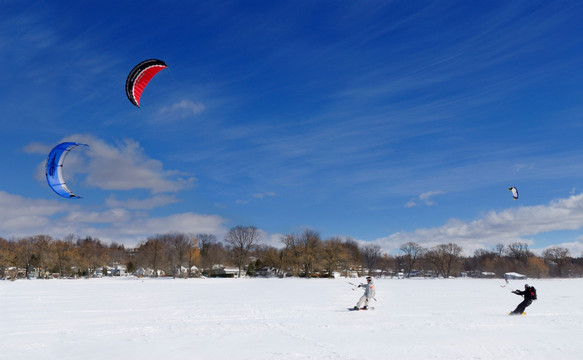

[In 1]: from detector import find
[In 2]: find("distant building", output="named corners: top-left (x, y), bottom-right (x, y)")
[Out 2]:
top-left (504, 272), bottom-right (527, 280)
top-left (113, 265), bottom-right (127, 276)
top-left (256, 266), bottom-right (278, 278)
top-left (212, 265), bottom-right (243, 278)
top-left (135, 267), bottom-right (165, 277)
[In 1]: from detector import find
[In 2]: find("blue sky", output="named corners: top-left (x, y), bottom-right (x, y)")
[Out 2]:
top-left (1, 1), bottom-right (582, 255)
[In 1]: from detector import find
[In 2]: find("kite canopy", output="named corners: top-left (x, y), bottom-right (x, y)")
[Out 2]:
top-left (125, 59), bottom-right (168, 107)
top-left (508, 186), bottom-right (519, 200)
top-left (45, 142), bottom-right (89, 199)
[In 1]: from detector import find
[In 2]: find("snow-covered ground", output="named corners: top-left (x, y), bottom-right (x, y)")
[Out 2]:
top-left (1, 277), bottom-right (581, 360)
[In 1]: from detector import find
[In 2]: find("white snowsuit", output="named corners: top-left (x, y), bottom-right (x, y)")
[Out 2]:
top-left (356, 278), bottom-right (376, 308)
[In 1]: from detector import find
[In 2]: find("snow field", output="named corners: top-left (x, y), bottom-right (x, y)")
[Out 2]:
top-left (1, 277), bottom-right (582, 359)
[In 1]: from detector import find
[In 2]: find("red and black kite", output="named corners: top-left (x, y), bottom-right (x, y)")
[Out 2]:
top-left (125, 59), bottom-right (167, 107)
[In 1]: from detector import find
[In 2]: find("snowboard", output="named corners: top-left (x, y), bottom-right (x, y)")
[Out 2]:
top-left (348, 307), bottom-right (374, 311)
top-left (508, 312), bottom-right (526, 316)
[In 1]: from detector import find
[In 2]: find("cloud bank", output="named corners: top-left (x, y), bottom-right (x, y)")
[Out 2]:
top-left (375, 194), bottom-right (583, 256)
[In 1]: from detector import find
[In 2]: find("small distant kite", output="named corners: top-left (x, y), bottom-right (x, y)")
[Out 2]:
top-left (45, 142), bottom-right (89, 199)
top-left (125, 59), bottom-right (168, 107)
top-left (508, 186), bottom-right (519, 200)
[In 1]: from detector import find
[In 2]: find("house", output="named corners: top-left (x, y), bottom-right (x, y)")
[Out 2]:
top-left (212, 264), bottom-right (244, 278)
top-left (135, 267), bottom-right (165, 277)
top-left (256, 266), bottom-right (278, 278)
top-left (504, 272), bottom-right (527, 280)
top-left (112, 265), bottom-right (127, 276)
top-left (177, 265), bottom-right (200, 277)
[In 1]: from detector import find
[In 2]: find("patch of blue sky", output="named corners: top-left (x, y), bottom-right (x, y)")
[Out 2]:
top-left (1, 1), bottom-right (582, 253)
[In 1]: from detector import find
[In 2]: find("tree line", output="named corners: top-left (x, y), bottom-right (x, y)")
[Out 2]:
top-left (1, 226), bottom-right (582, 280)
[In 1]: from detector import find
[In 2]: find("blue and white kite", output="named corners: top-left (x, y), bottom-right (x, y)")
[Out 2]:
top-left (45, 142), bottom-right (89, 199)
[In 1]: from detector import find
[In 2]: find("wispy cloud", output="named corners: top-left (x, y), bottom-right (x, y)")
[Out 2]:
top-left (253, 192), bottom-right (276, 199)
top-left (406, 191), bottom-right (444, 208)
top-left (158, 100), bottom-right (206, 119)
top-left (236, 192), bottom-right (276, 205)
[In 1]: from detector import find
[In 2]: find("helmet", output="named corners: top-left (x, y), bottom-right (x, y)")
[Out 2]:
top-left (524, 283), bottom-right (529, 288)
top-left (366, 276), bottom-right (372, 281)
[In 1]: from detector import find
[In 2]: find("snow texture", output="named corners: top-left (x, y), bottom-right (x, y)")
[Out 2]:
top-left (1, 277), bottom-right (581, 359)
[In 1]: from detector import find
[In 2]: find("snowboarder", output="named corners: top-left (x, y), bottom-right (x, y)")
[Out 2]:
top-left (353, 276), bottom-right (376, 310)
top-left (510, 283), bottom-right (537, 315)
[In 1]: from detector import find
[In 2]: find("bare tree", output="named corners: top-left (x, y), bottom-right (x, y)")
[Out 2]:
top-left (135, 237), bottom-right (167, 277)
top-left (506, 242), bottom-right (532, 260)
top-left (50, 236), bottom-right (77, 277)
top-left (184, 243), bottom-right (200, 278)
top-left (76, 236), bottom-right (108, 278)
top-left (400, 242), bottom-right (425, 278)
top-left (28, 235), bottom-right (52, 278)
top-left (542, 246), bottom-right (571, 277)
top-left (362, 244), bottom-right (381, 276)
top-left (297, 229), bottom-right (322, 278)
top-left (108, 242), bottom-right (128, 268)
top-left (0, 237), bottom-right (15, 279)
top-left (321, 236), bottom-right (345, 277)
top-left (224, 226), bottom-right (262, 277)
top-left (198, 233), bottom-right (221, 276)
top-left (254, 245), bottom-right (285, 276)
top-left (377, 254), bottom-right (396, 277)
top-left (12, 237), bottom-right (33, 278)
top-left (426, 243), bottom-right (463, 278)
top-left (159, 232), bottom-right (195, 278)
top-left (342, 237), bottom-right (363, 276)
top-left (493, 243), bottom-right (505, 257)
top-left (281, 233), bottom-right (302, 276)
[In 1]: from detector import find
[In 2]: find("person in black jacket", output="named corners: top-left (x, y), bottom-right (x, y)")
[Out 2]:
top-left (510, 284), bottom-right (536, 315)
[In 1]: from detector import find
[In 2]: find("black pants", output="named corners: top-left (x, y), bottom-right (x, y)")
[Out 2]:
top-left (512, 299), bottom-right (532, 314)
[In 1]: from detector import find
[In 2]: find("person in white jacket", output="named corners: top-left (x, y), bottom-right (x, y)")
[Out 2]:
top-left (354, 276), bottom-right (376, 310)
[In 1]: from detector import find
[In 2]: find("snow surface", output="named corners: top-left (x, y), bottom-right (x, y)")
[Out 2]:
top-left (1, 277), bottom-right (581, 360)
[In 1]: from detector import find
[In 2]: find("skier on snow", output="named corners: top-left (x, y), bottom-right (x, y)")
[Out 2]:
top-left (510, 283), bottom-right (537, 315)
top-left (354, 276), bottom-right (375, 310)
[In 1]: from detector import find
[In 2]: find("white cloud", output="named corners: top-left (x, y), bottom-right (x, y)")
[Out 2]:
top-left (534, 240), bottom-right (583, 257)
top-left (237, 192), bottom-right (276, 205)
top-left (259, 231), bottom-right (285, 249)
top-left (0, 190), bottom-right (227, 247)
top-left (419, 190), bottom-right (444, 201)
top-left (253, 192), bottom-right (276, 199)
top-left (405, 200), bottom-right (417, 208)
top-left (91, 212), bottom-right (227, 245)
top-left (405, 190), bottom-right (444, 207)
top-left (158, 100), bottom-right (205, 118)
top-left (378, 193), bottom-right (583, 256)
top-left (513, 163), bottom-right (534, 172)
top-left (0, 191), bottom-right (73, 234)
top-left (63, 208), bottom-right (133, 224)
top-left (22, 142), bottom-right (51, 154)
top-left (30, 135), bottom-right (195, 194)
